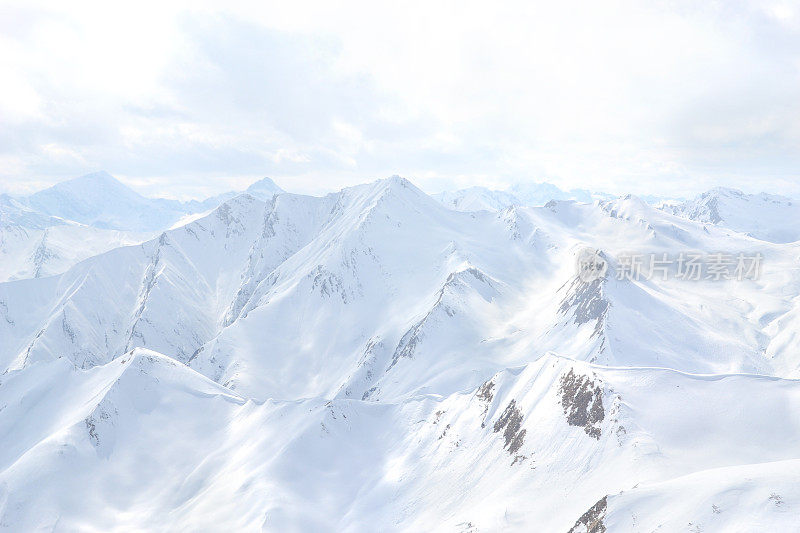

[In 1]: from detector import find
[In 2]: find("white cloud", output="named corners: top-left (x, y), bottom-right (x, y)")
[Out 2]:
top-left (1, 0), bottom-right (799, 199)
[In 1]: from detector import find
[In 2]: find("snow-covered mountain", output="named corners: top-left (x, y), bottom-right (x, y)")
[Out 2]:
top-left (22, 171), bottom-right (185, 231)
top-left (661, 187), bottom-right (800, 243)
top-left (245, 176), bottom-right (284, 199)
top-left (434, 186), bottom-right (522, 211)
top-left (509, 181), bottom-right (595, 205)
top-left (434, 181), bottom-right (603, 212)
top-left (0, 176), bottom-right (799, 530)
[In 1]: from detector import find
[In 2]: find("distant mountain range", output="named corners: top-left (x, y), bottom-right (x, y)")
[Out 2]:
top-left (2, 172), bottom-right (798, 284)
top-left (433, 182), bottom-right (601, 211)
top-left (12, 171), bottom-right (284, 232)
top-left (660, 186), bottom-right (800, 243)
top-left (433, 182), bottom-right (800, 245)
top-left (431, 181), bottom-right (684, 212)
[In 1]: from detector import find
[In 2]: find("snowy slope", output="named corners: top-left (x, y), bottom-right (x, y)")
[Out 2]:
top-left (661, 187), bottom-right (800, 243)
top-left (1, 177), bottom-right (799, 530)
top-left (1, 352), bottom-right (799, 531)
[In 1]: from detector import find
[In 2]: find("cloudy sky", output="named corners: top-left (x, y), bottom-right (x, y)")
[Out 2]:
top-left (1, 0), bottom-right (799, 199)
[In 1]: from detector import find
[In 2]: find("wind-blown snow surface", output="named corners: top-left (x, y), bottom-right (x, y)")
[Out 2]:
top-left (1, 177), bottom-right (800, 531)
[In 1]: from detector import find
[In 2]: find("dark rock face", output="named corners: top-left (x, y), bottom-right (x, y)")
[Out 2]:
top-left (559, 369), bottom-right (604, 439)
top-left (558, 277), bottom-right (608, 338)
top-left (568, 496), bottom-right (607, 533)
top-left (493, 399), bottom-right (526, 455)
top-left (309, 266), bottom-right (348, 303)
top-left (476, 380), bottom-right (495, 426)
top-left (476, 380), bottom-right (494, 403)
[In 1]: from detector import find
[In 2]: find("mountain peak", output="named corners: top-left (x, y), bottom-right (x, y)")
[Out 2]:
top-left (357, 174), bottom-right (413, 193)
top-left (246, 177), bottom-right (284, 199)
top-left (24, 172), bottom-right (178, 231)
top-left (342, 175), bottom-right (419, 197)
top-left (75, 170), bottom-right (117, 183)
top-left (329, 176), bottom-right (441, 224)
top-left (55, 171), bottom-right (134, 193)
top-left (29, 171), bottom-right (141, 203)
top-left (372, 175), bottom-right (433, 202)
top-left (619, 193), bottom-right (650, 208)
top-left (386, 174), bottom-right (410, 185)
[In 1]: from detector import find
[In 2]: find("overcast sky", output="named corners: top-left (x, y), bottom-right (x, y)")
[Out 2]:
top-left (1, 0), bottom-right (800, 199)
